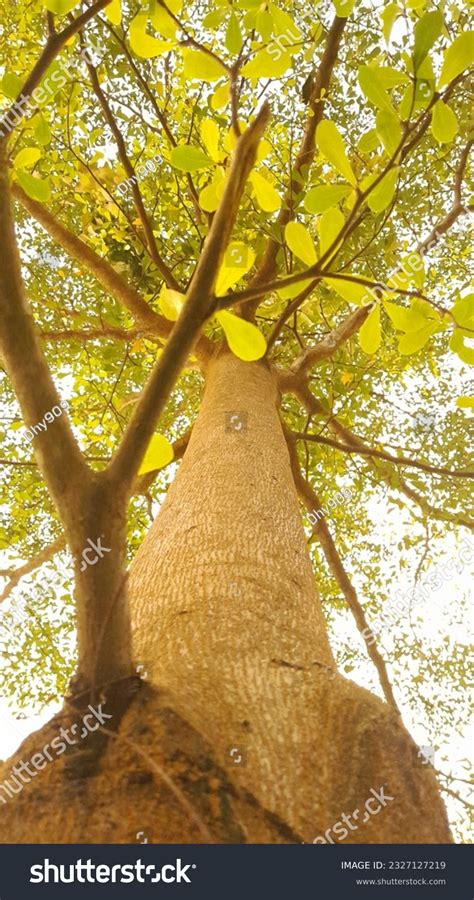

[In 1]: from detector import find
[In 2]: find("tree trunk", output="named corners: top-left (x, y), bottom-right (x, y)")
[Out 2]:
top-left (0, 351), bottom-right (451, 843)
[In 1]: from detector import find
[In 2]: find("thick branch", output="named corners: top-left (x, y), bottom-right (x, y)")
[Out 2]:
top-left (0, 149), bottom-right (89, 518)
top-left (290, 304), bottom-right (373, 376)
top-left (292, 432), bottom-right (474, 479)
top-left (108, 105), bottom-right (271, 490)
top-left (0, 535), bottom-right (65, 605)
top-left (285, 432), bottom-right (400, 712)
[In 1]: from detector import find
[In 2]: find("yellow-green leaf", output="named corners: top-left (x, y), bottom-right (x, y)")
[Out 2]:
top-left (413, 10), bottom-right (443, 71)
top-left (211, 82), bottom-right (230, 110)
top-left (158, 288), bottom-right (185, 321)
top-left (319, 207), bottom-right (345, 258)
top-left (138, 434), bottom-right (174, 475)
top-left (105, 0), bottom-right (121, 26)
top-left (215, 310), bottom-right (266, 361)
top-left (431, 100), bottom-right (458, 144)
top-left (381, 3), bottom-right (400, 44)
top-left (1, 72), bottom-right (22, 99)
top-left (242, 49), bottom-right (291, 79)
top-left (376, 108), bottom-right (402, 155)
top-left (359, 304), bottom-right (381, 354)
top-left (438, 32), bottom-right (474, 88)
top-left (285, 222), bottom-right (317, 266)
top-left (216, 243), bottom-right (256, 294)
top-left (225, 13), bottom-right (243, 55)
top-left (450, 328), bottom-right (474, 365)
top-left (456, 396), bottom-right (474, 409)
top-left (200, 119), bottom-right (221, 162)
top-left (183, 49), bottom-right (227, 81)
top-left (170, 144), bottom-right (213, 172)
top-left (398, 322), bottom-right (437, 355)
top-left (150, 0), bottom-right (176, 38)
top-left (366, 168), bottom-right (398, 213)
top-left (16, 171), bottom-right (51, 202)
top-left (358, 66), bottom-right (393, 111)
top-left (249, 171), bottom-right (280, 212)
top-left (316, 120), bottom-right (357, 187)
top-left (129, 14), bottom-right (175, 58)
top-left (33, 114), bottom-right (51, 146)
top-left (304, 183), bottom-right (351, 214)
top-left (14, 147), bottom-right (41, 169)
top-left (199, 173), bottom-right (225, 212)
top-left (327, 277), bottom-right (375, 306)
top-left (44, 0), bottom-right (80, 13)
top-left (358, 129), bottom-right (380, 153)
top-left (383, 301), bottom-right (428, 332)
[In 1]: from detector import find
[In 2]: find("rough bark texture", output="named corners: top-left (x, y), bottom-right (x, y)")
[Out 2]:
top-left (0, 352), bottom-right (451, 843)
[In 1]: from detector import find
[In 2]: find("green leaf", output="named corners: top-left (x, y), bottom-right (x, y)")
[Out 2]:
top-left (316, 120), bottom-right (357, 187)
top-left (438, 32), bottom-right (474, 88)
top-left (215, 310), bottom-right (266, 361)
top-left (398, 322), bottom-right (437, 355)
top-left (304, 183), bottom-right (351, 214)
top-left (431, 100), bottom-right (458, 144)
top-left (16, 171), bottom-right (51, 202)
top-left (381, 3), bottom-right (400, 44)
top-left (216, 243), bottom-right (256, 293)
top-left (241, 48), bottom-right (291, 78)
top-left (413, 10), bottom-right (443, 71)
top-left (366, 168), bottom-right (398, 213)
top-left (33, 114), bottom-right (51, 146)
top-left (326, 277), bottom-right (375, 306)
top-left (358, 66), bottom-right (393, 111)
top-left (129, 14), bottom-right (174, 58)
top-left (1, 72), bottom-right (23, 100)
top-left (285, 222), bottom-right (317, 266)
top-left (376, 108), bottom-right (402, 155)
top-left (249, 171), bottom-right (280, 212)
top-left (138, 434), bottom-right (174, 475)
top-left (358, 129), bottom-right (380, 153)
top-left (226, 13), bottom-right (243, 54)
top-left (170, 145), bottom-right (213, 172)
top-left (270, 4), bottom-right (301, 41)
top-left (44, 0), bottom-right (80, 13)
top-left (14, 147), bottom-right (41, 169)
top-left (319, 207), bottom-right (345, 258)
top-left (158, 288), bottom-right (185, 321)
top-left (383, 301), bottom-right (428, 332)
top-left (359, 304), bottom-right (381, 354)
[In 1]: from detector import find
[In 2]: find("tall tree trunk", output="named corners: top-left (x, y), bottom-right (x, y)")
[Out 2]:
top-left (0, 352), bottom-right (451, 843)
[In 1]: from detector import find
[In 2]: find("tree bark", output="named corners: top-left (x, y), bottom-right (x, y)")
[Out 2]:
top-left (0, 351), bottom-right (451, 843)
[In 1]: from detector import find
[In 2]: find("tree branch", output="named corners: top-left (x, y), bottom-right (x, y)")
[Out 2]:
top-left (239, 15), bottom-right (347, 318)
top-left (290, 304), bottom-right (373, 376)
top-left (0, 535), bottom-right (65, 605)
top-left (0, 148), bottom-right (89, 518)
top-left (108, 104), bottom-right (271, 491)
top-left (285, 430), bottom-right (400, 712)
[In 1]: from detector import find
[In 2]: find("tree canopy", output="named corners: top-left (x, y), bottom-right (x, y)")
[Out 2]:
top-left (0, 0), bottom-right (472, 841)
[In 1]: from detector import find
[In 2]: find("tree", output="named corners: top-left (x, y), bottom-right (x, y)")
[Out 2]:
top-left (0, 0), bottom-right (472, 843)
